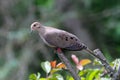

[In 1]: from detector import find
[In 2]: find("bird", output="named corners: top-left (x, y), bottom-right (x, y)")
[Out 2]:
top-left (30, 22), bottom-right (115, 76)
top-left (30, 22), bottom-right (89, 51)
top-left (30, 21), bottom-right (111, 68)
top-left (30, 21), bottom-right (102, 57)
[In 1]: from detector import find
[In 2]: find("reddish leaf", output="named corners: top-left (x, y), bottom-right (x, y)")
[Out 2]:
top-left (50, 60), bottom-right (56, 68)
top-left (56, 62), bottom-right (66, 69)
top-left (71, 54), bottom-right (79, 65)
top-left (79, 59), bottom-right (91, 66)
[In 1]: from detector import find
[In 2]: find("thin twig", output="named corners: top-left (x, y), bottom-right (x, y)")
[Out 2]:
top-left (56, 48), bottom-right (80, 80)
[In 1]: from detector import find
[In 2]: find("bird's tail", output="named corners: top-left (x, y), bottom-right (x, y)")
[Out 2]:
top-left (85, 47), bottom-right (114, 73)
top-left (85, 47), bottom-right (104, 61)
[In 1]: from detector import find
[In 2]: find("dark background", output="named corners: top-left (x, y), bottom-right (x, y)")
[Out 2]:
top-left (0, 0), bottom-right (120, 80)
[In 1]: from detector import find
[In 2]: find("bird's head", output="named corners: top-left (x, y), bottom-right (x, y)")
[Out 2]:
top-left (31, 22), bottom-right (42, 32)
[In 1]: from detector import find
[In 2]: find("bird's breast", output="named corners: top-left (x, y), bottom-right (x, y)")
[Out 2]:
top-left (40, 35), bottom-right (56, 47)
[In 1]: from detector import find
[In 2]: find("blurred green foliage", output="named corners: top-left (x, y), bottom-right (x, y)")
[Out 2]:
top-left (0, 0), bottom-right (120, 80)
top-left (29, 59), bottom-right (120, 80)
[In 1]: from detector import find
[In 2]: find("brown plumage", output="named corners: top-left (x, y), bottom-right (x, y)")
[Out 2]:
top-left (31, 22), bottom-right (87, 51)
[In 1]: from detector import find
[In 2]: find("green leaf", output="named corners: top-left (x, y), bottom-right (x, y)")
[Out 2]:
top-left (66, 75), bottom-right (86, 80)
top-left (55, 74), bottom-right (64, 80)
top-left (39, 78), bottom-right (46, 80)
top-left (78, 70), bottom-right (87, 76)
top-left (50, 74), bottom-right (64, 80)
top-left (66, 75), bottom-right (74, 80)
top-left (81, 77), bottom-right (85, 80)
top-left (29, 73), bottom-right (41, 80)
top-left (86, 69), bottom-right (100, 80)
top-left (29, 74), bottom-right (37, 80)
top-left (41, 61), bottom-right (51, 74)
top-left (50, 68), bottom-right (61, 74)
top-left (37, 72), bottom-right (41, 80)
top-left (93, 59), bottom-right (102, 65)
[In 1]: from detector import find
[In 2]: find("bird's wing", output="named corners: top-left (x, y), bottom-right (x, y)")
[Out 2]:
top-left (44, 28), bottom-right (86, 50)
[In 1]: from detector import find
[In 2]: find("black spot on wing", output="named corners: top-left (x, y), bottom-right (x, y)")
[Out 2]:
top-left (70, 37), bottom-right (73, 39)
top-left (65, 37), bottom-right (68, 41)
top-left (70, 36), bottom-right (78, 41)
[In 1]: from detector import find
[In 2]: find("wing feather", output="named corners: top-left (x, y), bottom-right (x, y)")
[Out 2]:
top-left (44, 27), bottom-right (87, 50)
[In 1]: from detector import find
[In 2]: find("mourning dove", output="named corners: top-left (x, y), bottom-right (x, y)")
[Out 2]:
top-left (30, 22), bottom-right (114, 76)
top-left (30, 22), bottom-right (89, 51)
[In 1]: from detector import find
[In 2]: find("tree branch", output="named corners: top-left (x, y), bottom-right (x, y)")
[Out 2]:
top-left (56, 48), bottom-right (80, 80)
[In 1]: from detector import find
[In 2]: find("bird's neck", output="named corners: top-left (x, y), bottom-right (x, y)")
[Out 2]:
top-left (38, 26), bottom-right (46, 37)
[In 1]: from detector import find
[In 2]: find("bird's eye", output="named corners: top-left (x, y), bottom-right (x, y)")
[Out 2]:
top-left (33, 24), bottom-right (36, 27)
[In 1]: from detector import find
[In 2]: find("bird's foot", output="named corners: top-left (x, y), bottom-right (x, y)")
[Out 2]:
top-left (56, 48), bottom-right (62, 53)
